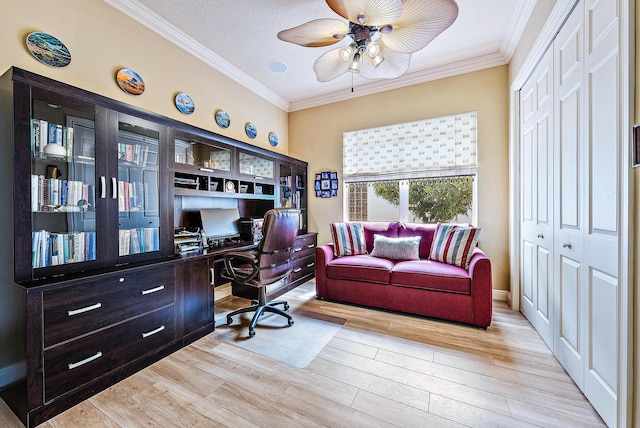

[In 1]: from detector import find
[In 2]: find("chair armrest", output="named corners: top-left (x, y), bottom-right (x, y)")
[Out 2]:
top-left (223, 251), bottom-right (259, 283)
top-left (314, 244), bottom-right (335, 297)
top-left (468, 247), bottom-right (492, 327)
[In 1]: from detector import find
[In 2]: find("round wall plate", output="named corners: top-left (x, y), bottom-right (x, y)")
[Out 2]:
top-left (245, 122), bottom-right (257, 139)
top-left (116, 69), bottom-right (145, 95)
top-left (215, 109), bottom-right (230, 128)
top-left (26, 32), bottom-right (71, 68)
top-left (175, 92), bottom-right (195, 114)
top-left (268, 131), bottom-right (278, 146)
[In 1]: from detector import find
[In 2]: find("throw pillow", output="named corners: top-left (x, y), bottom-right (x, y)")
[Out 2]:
top-left (370, 235), bottom-right (421, 260)
top-left (330, 222), bottom-right (367, 257)
top-left (429, 223), bottom-right (481, 269)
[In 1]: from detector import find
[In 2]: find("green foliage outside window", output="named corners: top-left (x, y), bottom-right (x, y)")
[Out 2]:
top-left (374, 176), bottom-right (473, 223)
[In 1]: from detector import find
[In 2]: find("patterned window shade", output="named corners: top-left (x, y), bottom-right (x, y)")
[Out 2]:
top-left (343, 111), bottom-right (477, 181)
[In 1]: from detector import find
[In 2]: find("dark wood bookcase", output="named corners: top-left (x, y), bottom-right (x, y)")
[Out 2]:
top-left (0, 67), bottom-right (313, 427)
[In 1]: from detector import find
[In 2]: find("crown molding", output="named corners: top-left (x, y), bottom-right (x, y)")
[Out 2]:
top-left (288, 52), bottom-right (508, 112)
top-left (104, 0), bottom-right (290, 112)
top-left (500, 0), bottom-right (537, 59)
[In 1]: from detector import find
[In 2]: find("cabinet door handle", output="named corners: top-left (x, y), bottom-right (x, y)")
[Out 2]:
top-left (253, 176), bottom-right (264, 180)
top-left (210, 268), bottom-right (215, 285)
top-left (67, 302), bottom-right (102, 316)
top-left (111, 177), bottom-right (117, 199)
top-left (307, 262), bottom-right (315, 268)
top-left (141, 285), bottom-right (165, 295)
top-left (562, 243), bottom-right (572, 249)
top-left (293, 267), bottom-right (302, 273)
top-left (100, 176), bottom-right (106, 199)
top-left (307, 244), bottom-right (315, 248)
top-left (537, 233), bottom-right (544, 239)
top-left (141, 325), bottom-right (165, 338)
top-left (68, 351), bottom-right (102, 370)
top-left (293, 248), bottom-right (302, 252)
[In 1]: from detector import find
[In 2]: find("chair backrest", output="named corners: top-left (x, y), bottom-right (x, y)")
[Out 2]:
top-left (256, 208), bottom-right (300, 285)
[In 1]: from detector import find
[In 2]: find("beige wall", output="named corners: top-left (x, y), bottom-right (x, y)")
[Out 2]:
top-left (0, 0), bottom-right (289, 154)
top-left (289, 66), bottom-right (511, 291)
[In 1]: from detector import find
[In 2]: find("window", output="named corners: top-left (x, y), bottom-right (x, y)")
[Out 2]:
top-left (343, 112), bottom-right (477, 224)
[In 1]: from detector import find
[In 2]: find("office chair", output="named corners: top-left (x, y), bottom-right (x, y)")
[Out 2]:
top-left (222, 208), bottom-right (300, 337)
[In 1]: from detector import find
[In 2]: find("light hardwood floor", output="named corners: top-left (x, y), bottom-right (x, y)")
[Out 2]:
top-left (0, 281), bottom-right (605, 427)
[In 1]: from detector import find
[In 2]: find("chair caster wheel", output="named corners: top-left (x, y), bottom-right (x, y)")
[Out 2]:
top-left (284, 304), bottom-right (290, 311)
top-left (226, 316), bottom-right (233, 325)
top-left (288, 319), bottom-right (294, 327)
top-left (248, 329), bottom-right (255, 338)
top-left (251, 300), bottom-right (258, 305)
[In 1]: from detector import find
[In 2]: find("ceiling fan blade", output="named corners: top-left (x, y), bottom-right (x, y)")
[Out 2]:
top-left (359, 41), bottom-right (411, 79)
top-left (278, 19), bottom-right (348, 47)
top-left (313, 47), bottom-right (351, 82)
top-left (326, 0), bottom-right (403, 26)
top-left (380, 0), bottom-right (459, 54)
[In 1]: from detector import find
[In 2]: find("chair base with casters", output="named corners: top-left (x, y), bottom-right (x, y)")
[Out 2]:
top-left (225, 285), bottom-right (294, 338)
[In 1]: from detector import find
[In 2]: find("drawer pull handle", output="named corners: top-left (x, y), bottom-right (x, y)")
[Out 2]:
top-left (141, 285), bottom-right (165, 295)
top-left (142, 325), bottom-right (165, 338)
top-left (307, 244), bottom-right (315, 248)
top-left (68, 351), bottom-right (102, 370)
top-left (293, 248), bottom-right (302, 252)
top-left (293, 267), bottom-right (302, 273)
top-left (67, 302), bottom-right (102, 316)
top-left (307, 263), bottom-right (315, 268)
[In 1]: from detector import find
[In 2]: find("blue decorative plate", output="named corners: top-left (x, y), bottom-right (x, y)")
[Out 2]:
top-left (26, 32), bottom-right (71, 68)
top-left (268, 131), bottom-right (278, 146)
top-left (175, 93), bottom-right (195, 114)
top-left (215, 109), bottom-right (230, 128)
top-left (116, 69), bottom-right (145, 95)
top-left (245, 122), bottom-right (257, 139)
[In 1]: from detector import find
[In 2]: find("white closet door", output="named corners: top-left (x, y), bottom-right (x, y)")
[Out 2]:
top-left (553, 1), bottom-right (586, 389)
top-left (519, 47), bottom-right (554, 348)
top-left (582, 0), bottom-right (619, 425)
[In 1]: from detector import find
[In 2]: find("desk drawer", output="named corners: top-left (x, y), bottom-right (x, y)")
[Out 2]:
top-left (291, 254), bottom-right (315, 283)
top-left (292, 234), bottom-right (317, 260)
top-left (43, 265), bottom-right (175, 347)
top-left (44, 305), bottom-right (175, 401)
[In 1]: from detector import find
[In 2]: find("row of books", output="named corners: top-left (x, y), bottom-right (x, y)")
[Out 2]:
top-left (118, 180), bottom-right (149, 212)
top-left (31, 175), bottom-right (92, 212)
top-left (118, 142), bottom-right (153, 166)
top-left (118, 227), bottom-right (159, 256)
top-left (31, 119), bottom-right (74, 157)
top-left (32, 230), bottom-right (96, 268)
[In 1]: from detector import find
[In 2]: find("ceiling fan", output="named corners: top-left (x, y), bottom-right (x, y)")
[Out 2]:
top-left (277, 0), bottom-right (459, 82)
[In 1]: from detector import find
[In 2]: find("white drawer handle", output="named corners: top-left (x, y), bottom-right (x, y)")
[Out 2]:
top-left (142, 325), bottom-right (165, 338)
top-left (307, 262), bottom-right (315, 268)
top-left (68, 351), bottom-right (102, 370)
top-left (293, 248), bottom-right (302, 252)
top-left (68, 302), bottom-right (102, 316)
top-left (307, 244), bottom-right (315, 248)
top-left (141, 285), bottom-right (165, 295)
top-left (293, 267), bottom-right (302, 273)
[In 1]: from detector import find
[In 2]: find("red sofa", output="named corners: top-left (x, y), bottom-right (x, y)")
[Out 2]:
top-left (315, 222), bottom-right (493, 327)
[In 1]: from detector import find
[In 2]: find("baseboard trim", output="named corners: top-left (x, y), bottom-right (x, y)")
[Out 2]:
top-left (492, 289), bottom-right (509, 302)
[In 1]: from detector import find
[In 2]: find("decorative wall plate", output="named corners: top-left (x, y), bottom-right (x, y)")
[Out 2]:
top-left (215, 109), bottom-right (230, 128)
top-left (268, 131), bottom-right (278, 147)
top-left (175, 92), bottom-right (195, 114)
top-left (26, 32), bottom-right (71, 68)
top-left (116, 69), bottom-right (145, 95)
top-left (245, 122), bottom-right (257, 139)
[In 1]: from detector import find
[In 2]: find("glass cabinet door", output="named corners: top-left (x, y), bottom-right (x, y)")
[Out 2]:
top-left (117, 118), bottom-right (160, 257)
top-left (30, 98), bottom-right (97, 269)
top-left (295, 166), bottom-right (308, 232)
top-left (279, 163), bottom-right (293, 207)
top-left (238, 151), bottom-right (274, 181)
top-left (174, 138), bottom-right (231, 173)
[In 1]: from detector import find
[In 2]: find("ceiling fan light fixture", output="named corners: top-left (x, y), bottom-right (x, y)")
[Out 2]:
top-left (371, 54), bottom-right (385, 67)
top-left (367, 42), bottom-right (381, 57)
top-left (349, 52), bottom-right (361, 72)
top-left (339, 44), bottom-right (354, 62)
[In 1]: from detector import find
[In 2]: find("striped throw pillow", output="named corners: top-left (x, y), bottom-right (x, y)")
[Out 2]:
top-left (330, 222), bottom-right (367, 257)
top-left (429, 223), bottom-right (481, 269)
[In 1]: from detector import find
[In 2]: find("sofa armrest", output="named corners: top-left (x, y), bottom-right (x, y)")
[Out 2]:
top-left (468, 247), bottom-right (493, 327)
top-left (314, 244), bottom-right (335, 297)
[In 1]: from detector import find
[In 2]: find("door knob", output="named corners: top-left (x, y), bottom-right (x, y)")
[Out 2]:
top-left (537, 233), bottom-right (544, 239)
top-left (562, 243), bottom-right (572, 249)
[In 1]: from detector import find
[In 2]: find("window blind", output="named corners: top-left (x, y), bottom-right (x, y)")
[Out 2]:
top-left (343, 111), bottom-right (477, 182)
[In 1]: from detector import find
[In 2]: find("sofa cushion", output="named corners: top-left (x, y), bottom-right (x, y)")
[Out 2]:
top-left (370, 234), bottom-right (421, 260)
top-left (429, 223), bottom-right (481, 269)
top-left (399, 223), bottom-right (437, 259)
top-left (326, 255), bottom-right (394, 284)
top-left (391, 260), bottom-right (471, 294)
top-left (362, 222), bottom-right (400, 253)
top-left (330, 222), bottom-right (367, 257)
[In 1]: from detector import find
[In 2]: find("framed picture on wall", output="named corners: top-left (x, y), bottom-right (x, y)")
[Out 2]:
top-left (633, 123), bottom-right (640, 167)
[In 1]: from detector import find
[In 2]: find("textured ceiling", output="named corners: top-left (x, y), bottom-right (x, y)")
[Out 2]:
top-left (106, 0), bottom-right (535, 111)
